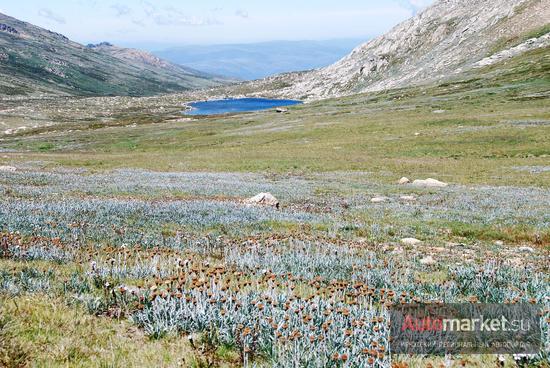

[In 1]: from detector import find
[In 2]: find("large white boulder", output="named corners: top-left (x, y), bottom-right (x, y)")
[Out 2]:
top-left (401, 238), bottom-right (422, 246)
top-left (0, 165), bottom-right (16, 172)
top-left (419, 255), bottom-right (436, 265)
top-left (371, 196), bottom-right (388, 203)
top-left (412, 178), bottom-right (448, 187)
top-left (246, 193), bottom-right (280, 208)
top-left (398, 177), bottom-right (410, 185)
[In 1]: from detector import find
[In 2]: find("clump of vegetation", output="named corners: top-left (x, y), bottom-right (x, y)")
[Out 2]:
top-left (0, 316), bottom-right (31, 368)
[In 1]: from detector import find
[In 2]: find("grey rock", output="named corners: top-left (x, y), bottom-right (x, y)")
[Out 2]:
top-left (246, 192), bottom-right (280, 209)
top-left (412, 178), bottom-right (448, 187)
top-left (401, 238), bottom-right (422, 246)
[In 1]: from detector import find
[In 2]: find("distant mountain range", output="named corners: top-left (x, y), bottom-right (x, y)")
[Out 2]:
top-left (0, 12), bottom-right (231, 97)
top-left (3, 0), bottom-right (548, 100)
top-left (153, 39), bottom-right (366, 80)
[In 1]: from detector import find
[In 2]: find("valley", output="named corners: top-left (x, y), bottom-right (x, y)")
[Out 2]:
top-left (0, 0), bottom-right (549, 367)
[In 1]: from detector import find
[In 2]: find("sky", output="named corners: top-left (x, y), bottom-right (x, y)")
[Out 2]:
top-left (0, 0), bottom-right (434, 48)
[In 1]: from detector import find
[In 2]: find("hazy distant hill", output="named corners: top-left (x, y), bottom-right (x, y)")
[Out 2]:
top-left (154, 39), bottom-right (366, 80)
top-left (0, 13), bottom-right (231, 97)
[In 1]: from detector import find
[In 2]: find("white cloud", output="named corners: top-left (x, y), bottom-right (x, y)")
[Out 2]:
top-left (140, 0), bottom-right (157, 17)
top-left (235, 9), bottom-right (249, 19)
top-left (37, 8), bottom-right (66, 24)
top-left (149, 6), bottom-right (222, 27)
top-left (132, 18), bottom-right (146, 27)
top-left (153, 14), bottom-right (221, 26)
top-left (111, 4), bottom-right (132, 17)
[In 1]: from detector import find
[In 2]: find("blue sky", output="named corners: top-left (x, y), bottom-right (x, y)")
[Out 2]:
top-left (0, 0), bottom-right (434, 47)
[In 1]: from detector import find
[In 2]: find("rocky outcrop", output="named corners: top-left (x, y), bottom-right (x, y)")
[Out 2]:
top-left (474, 33), bottom-right (550, 68)
top-left (46, 30), bottom-right (69, 42)
top-left (0, 23), bottom-right (18, 34)
top-left (86, 42), bottom-right (114, 48)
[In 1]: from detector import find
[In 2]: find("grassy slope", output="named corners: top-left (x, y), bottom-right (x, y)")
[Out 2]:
top-left (1, 46), bottom-right (549, 187)
top-left (0, 13), bottom-right (227, 97)
top-left (0, 258), bottom-right (239, 368)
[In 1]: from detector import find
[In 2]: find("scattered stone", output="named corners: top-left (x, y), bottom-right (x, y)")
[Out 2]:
top-left (419, 255), bottom-right (436, 265)
top-left (371, 197), bottom-right (388, 203)
top-left (400, 195), bottom-right (416, 201)
top-left (518, 246), bottom-right (534, 253)
top-left (494, 240), bottom-right (504, 246)
top-left (412, 178), bottom-right (448, 187)
top-left (398, 177), bottom-right (410, 184)
top-left (276, 108), bottom-right (289, 113)
top-left (401, 238), bottom-right (422, 246)
top-left (414, 132), bottom-right (420, 136)
top-left (246, 192), bottom-right (280, 209)
top-left (447, 242), bottom-right (466, 248)
top-left (391, 247), bottom-right (404, 255)
top-left (432, 109), bottom-right (446, 114)
top-left (0, 165), bottom-right (16, 172)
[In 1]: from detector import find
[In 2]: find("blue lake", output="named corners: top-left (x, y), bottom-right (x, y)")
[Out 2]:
top-left (184, 98), bottom-right (302, 116)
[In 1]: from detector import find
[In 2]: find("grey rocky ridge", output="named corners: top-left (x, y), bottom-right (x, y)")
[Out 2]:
top-left (244, 0), bottom-right (549, 100)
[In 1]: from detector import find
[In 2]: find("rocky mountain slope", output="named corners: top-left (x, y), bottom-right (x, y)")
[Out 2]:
top-left (247, 0), bottom-right (550, 100)
top-left (0, 13), bottom-right (230, 97)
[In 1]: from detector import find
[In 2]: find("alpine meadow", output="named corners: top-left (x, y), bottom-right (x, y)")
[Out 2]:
top-left (0, 1), bottom-right (549, 367)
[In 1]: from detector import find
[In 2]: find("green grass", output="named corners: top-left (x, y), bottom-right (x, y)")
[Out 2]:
top-left (489, 22), bottom-right (550, 55)
top-left (439, 220), bottom-right (550, 245)
top-left (2, 47), bottom-right (548, 187)
top-left (0, 257), bottom-right (243, 368)
top-left (7, 94), bottom-right (549, 185)
top-left (37, 142), bottom-right (55, 151)
top-left (0, 294), bottom-right (195, 367)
